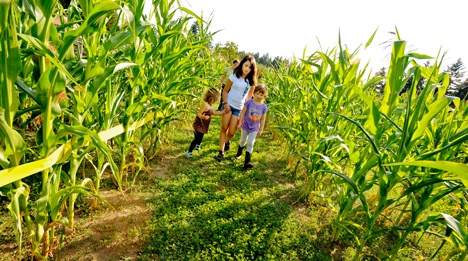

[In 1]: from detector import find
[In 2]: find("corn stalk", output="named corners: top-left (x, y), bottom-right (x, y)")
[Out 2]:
top-left (267, 29), bottom-right (467, 260)
top-left (0, 1), bottom-right (30, 259)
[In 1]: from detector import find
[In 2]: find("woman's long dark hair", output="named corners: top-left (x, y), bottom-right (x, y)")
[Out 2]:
top-left (234, 54), bottom-right (258, 86)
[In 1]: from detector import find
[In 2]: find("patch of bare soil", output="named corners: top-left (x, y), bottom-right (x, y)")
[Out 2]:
top-left (1, 154), bottom-right (178, 261)
top-left (56, 189), bottom-right (152, 261)
top-left (57, 154), bottom-right (178, 261)
top-left (0, 188), bottom-right (152, 261)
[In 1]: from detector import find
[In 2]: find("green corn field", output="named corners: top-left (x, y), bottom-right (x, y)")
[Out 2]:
top-left (0, 0), bottom-right (467, 260)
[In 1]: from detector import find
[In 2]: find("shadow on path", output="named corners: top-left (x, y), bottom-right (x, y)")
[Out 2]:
top-left (139, 127), bottom-right (332, 260)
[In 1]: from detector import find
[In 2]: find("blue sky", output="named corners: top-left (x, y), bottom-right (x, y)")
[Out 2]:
top-left (171, 1), bottom-right (466, 73)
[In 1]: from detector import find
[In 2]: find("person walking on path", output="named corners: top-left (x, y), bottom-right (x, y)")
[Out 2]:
top-left (235, 84), bottom-right (268, 170)
top-left (216, 55), bottom-right (258, 162)
top-left (186, 88), bottom-right (224, 158)
top-left (217, 59), bottom-right (240, 111)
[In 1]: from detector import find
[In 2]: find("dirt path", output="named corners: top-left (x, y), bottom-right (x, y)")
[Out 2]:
top-left (55, 189), bottom-right (152, 261)
top-left (55, 159), bottom-right (177, 261)
top-left (0, 157), bottom-right (176, 261)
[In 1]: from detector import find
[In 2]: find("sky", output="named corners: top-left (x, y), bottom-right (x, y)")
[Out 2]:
top-left (170, 1), bottom-right (465, 73)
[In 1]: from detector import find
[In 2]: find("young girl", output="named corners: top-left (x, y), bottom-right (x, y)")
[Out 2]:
top-left (216, 55), bottom-right (258, 162)
top-left (235, 84), bottom-right (268, 170)
top-left (186, 88), bottom-right (223, 158)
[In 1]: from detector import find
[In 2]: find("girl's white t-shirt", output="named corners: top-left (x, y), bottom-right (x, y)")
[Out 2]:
top-left (227, 74), bottom-right (251, 110)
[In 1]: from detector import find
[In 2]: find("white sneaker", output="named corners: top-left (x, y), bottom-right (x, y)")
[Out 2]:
top-left (185, 151), bottom-right (193, 158)
top-left (194, 144), bottom-right (201, 151)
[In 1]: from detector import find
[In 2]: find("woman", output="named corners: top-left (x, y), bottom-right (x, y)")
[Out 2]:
top-left (216, 55), bottom-right (258, 162)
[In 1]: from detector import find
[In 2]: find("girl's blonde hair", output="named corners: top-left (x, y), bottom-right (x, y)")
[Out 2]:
top-left (203, 88), bottom-right (220, 104)
top-left (254, 84), bottom-right (268, 98)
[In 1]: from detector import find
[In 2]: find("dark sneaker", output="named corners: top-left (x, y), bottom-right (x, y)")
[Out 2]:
top-left (235, 146), bottom-right (244, 159)
top-left (243, 163), bottom-right (254, 170)
top-left (215, 151), bottom-right (224, 162)
top-left (244, 151), bottom-right (253, 170)
top-left (224, 141), bottom-right (231, 151)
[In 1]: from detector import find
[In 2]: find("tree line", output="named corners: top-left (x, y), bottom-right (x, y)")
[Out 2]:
top-left (374, 58), bottom-right (467, 100)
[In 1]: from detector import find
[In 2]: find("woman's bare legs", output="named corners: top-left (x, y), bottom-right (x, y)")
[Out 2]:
top-left (226, 115), bottom-right (239, 142)
top-left (219, 112), bottom-right (232, 153)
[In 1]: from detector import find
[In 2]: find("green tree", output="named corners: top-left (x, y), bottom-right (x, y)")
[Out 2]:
top-left (444, 58), bottom-right (465, 95)
top-left (457, 78), bottom-right (468, 100)
top-left (272, 56), bottom-right (288, 69)
top-left (215, 41), bottom-right (239, 63)
top-left (374, 67), bottom-right (387, 94)
top-left (190, 21), bottom-right (199, 35)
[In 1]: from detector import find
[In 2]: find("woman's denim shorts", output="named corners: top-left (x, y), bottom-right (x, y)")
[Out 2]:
top-left (230, 107), bottom-right (241, 116)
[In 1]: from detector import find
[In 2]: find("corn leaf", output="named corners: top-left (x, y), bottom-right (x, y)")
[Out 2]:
top-left (411, 96), bottom-right (457, 142)
top-left (381, 40), bottom-right (408, 115)
top-left (365, 27), bottom-right (378, 49)
top-left (384, 161), bottom-right (468, 186)
top-left (18, 34), bottom-right (79, 86)
top-left (0, 109), bottom-right (26, 166)
top-left (0, 0), bottom-right (22, 125)
top-left (61, 1), bottom-right (120, 59)
top-left (7, 186), bottom-right (28, 254)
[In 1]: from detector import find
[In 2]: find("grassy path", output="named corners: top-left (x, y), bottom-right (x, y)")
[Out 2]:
top-left (137, 119), bottom-right (343, 260)
top-left (3, 118), bottom-right (435, 260)
top-left (3, 118), bottom-right (441, 260)
top-left (0, 119), bottom-right (339, 261)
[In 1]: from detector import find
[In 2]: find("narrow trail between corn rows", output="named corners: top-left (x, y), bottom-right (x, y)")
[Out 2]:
top-left (55, 120), bottom-right (340, 260)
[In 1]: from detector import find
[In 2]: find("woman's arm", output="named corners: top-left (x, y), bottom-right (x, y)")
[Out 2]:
top-left (222, 79), bottom-right (233, 112)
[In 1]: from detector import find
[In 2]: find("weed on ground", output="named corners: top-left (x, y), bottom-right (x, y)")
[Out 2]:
top-left (137, 120), bottom-right (339, 260)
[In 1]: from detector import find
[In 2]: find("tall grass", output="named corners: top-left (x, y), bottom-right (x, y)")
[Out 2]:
top-left (264, 31), bottom-right (468, 260)
top-left (0, 0), bottom-right (217, 259)
top-left (2, 0), bottom-right (466, 259)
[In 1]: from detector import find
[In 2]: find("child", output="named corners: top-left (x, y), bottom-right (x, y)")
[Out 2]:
top-left (235, 84), bottom-right (268, 170)
top-left (186, 88), bottom-right (224, 158)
